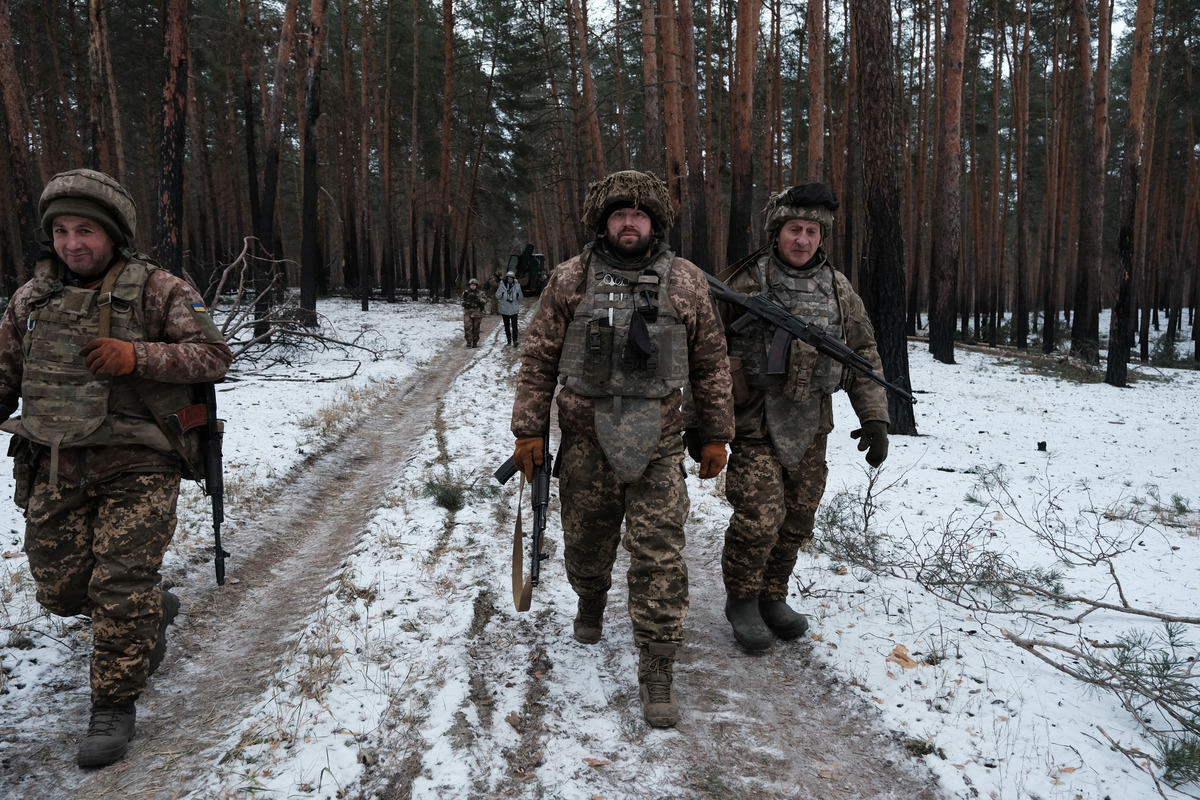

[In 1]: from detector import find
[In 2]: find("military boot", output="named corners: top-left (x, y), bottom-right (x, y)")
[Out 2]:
top-left (573, 593), bottom-right (607, 644)
top-left (759, 599), bottom-right (809, 640)
top-left (148, 589), bottom-right (181, 676)
top-left (638, 642), bottom-right (678, 728)
top-left (76, 703), bottom-right (136, 768)
top-left (724, 597), bottom-right (772, 651)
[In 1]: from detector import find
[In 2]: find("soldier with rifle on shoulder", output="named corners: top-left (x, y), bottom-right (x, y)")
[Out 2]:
top-left (507, 170), bottom-right (733, 728)
top-left (0, 169), bottom-right (232, 768)
top-left (716, 182), bottom-right (891, 652)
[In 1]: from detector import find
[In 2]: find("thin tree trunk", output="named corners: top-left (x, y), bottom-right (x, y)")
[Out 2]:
top-left (806, 0), bottom-right (825, 182)
top-left (660, 0), bottom-right (686, 250)
top-left (726, 0), bottom-right (760, 261)
top-left (928, 0), bottom-right (966, 364)
top-left (640, 0), bottom-right (663, 175)
top-left (156, 0), bottom-right (188, 276)
top-left (678, 0), bottom-right (708, 270)
top-left (0, 0), bottom-right (37, 293)
top-left (299, 0), bottom-right (328, 322)
top-left (569, 0), bottom-right (606, 180)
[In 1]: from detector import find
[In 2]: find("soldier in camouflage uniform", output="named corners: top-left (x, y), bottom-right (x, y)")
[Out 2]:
top-left (718, 183), bottom-right (889, 651)
top-left (461, 277), bottom-right (486, 347)
top-left (509, 170), bottom-right (734, 728)
top-left (0, 169), bottom-right (232, 767)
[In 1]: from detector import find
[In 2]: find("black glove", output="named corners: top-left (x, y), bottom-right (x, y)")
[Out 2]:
top-left (850, 420), bottom-right (889, 467)
top-left (683, 428), bottom-right (702, 463)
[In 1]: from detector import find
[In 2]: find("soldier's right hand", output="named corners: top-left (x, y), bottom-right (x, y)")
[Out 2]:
top-left (514, 437), bottom-right (544, 482)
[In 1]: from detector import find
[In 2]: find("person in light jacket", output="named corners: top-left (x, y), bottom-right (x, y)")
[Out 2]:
top-left (496, 271), bottom-right (524, 346)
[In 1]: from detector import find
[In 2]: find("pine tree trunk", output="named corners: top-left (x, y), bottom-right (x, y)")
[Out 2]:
top-left (928, 0), bottom-right (966, 365)
top-left (300, 0), bottom-right (328, 323)
top-left (156, 0), bottom-right (188, 276)
top-left (726, 0), bottom-right (760, 261)
top-left (806, 0), bottom-right (825, 183)
top-left (851, 0), bottom-right (915, 434)
top-left (0, 0), bottom-right (37, 293)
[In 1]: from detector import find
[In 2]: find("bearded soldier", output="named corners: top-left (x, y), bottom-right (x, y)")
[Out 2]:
top-left (508, 170), bottom-right (733, 727)
top-left (0, 169), bottom-right (232, 767)
top-left (718, 183), bottom-right (889, 651)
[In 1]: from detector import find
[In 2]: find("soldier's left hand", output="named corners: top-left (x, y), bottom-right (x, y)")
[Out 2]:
top-left (850, 420), bottom-right (889, 467)
top-left (81, 338), bottom-right (136, 377)
top-left (698, 442), bottom-right (728, 479)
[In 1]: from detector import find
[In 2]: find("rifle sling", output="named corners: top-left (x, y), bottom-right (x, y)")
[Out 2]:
top-left (511, 479), bottom-right (534, 612)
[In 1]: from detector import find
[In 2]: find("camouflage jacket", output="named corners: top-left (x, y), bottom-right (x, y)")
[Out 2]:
top-left (719, 249), bottom-right (889, 441)
top-left (511, 240), bottom-right (734, 444)
top-left (461, 287), bottom-right (486, 315)
top-left (0, 254), bottom-right (233, 484)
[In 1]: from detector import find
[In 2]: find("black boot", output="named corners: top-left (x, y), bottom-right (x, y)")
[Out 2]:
top-left (724, 597), bottom-right (772, 651)
top-left (76, 703), bottom-right (136, 768)
top-left (573, 593), bottom-right (607, 644)
top-left (149, 589), bottom-right (181, 676)
top-left (759, 599), bottom-right (809, 640)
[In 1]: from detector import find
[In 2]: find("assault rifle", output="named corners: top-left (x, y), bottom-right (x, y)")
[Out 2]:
top-left (494, 435), bottom-right (552, 611)
top-left (705, 271), bottom-right (916, 405)
top-left (202, 382), bottom-right (228, 585)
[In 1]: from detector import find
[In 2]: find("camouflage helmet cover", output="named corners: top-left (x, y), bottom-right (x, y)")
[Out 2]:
top-left (39, 168), bottom-right (137, 247)
top-left (763, 182), bottom-right (840, 241)
top-left (581, 170), bottom-right (674, 235)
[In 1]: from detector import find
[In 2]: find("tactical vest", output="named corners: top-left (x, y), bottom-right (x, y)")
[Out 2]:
top-left (728, 251), bottom-right (844, 467)
top-left (559, 246), bottom-right (689, 482)
top-left (7, 257), bottom-right (197, 479)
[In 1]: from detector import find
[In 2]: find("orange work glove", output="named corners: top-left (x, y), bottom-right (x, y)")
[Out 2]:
top-left (513, 436), bottom-right (544, 482)
top-left (698, 442), bottom-right (728, 479)
top-left (81, 338), bottom-right (136, 377)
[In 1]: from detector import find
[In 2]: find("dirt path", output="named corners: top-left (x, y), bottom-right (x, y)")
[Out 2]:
top-left (1, 311), bottom-right (950, 800)
top-left (0, 322), bottom-right (502, 800)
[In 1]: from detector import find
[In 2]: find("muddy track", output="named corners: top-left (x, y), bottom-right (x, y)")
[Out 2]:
top-left (0, 321), bottom-right (500, 800)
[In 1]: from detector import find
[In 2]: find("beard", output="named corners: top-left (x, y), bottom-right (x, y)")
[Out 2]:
top-left (605, 228), bottom-right (653, 260)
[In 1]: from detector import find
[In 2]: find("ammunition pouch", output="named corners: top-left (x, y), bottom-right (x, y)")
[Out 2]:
top-left (7, 435), bottom-right (40, 510)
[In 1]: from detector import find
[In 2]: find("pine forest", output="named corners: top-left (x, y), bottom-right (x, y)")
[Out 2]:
top-left (0, 0), bottom-right (1197, 391)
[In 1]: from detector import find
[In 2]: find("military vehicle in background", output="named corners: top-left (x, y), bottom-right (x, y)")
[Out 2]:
top-left (506, 243), bottom-right (548, 294)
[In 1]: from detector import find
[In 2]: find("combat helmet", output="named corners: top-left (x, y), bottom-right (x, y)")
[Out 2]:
top-left (582, 170), bottom-right (674, 236)
top-left (39, 168), bottom-right (137, 248)
top-left (763, 183), bottom-right (839, 241)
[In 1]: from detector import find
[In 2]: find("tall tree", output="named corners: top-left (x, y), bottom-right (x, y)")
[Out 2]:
top-left (726, 0), bottom-right (761, 260)
top-left (1105, 0), bottom-right (1155, 386)
top-left (0, 0), bottom-right (37, 293)
top-left (852, 0), bottom-right (915, 434)
top-left (806, 0), bottom-right (826, 183)
top-left (928, 0), bottom-right (967, 365)
top-left (300, 0), bottom-right (329, 323)
top-left (156, 0), bottom-right (189, 276)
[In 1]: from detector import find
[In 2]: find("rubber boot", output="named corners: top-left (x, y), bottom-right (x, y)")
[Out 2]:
top-left (759, 599), bottom-right (809, 640)
top-left (149, 589), bottom-right (181, 676)
top-left (573, 593), bottom-right (606, 644)
top-left (724, 597), bottom-right (772, 651)
top-left (76, 703), bottom-right (136, 768)
top-left (638, 642), bottom-right (678, 728)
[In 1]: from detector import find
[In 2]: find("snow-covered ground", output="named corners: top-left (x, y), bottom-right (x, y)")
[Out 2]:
top-left (2, 297), bottom-right (1198, 800)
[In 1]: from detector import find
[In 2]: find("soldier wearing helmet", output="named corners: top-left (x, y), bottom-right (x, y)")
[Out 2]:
top-left (0, 169), bottom-right (232, 767)
top-left (716, 182), bottom-right (889, 651)
top-left (507, 170), bottom-right (734, 728)
top-left (461, 277), bottom-right (487, 347)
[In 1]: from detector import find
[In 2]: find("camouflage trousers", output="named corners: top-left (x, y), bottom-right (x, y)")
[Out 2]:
top-left (722, 434), bottom-right (828, 600)
top-left (463, 311), bottom-right (482, 344)
top-left (24, 470), bottom-right (181, 707)
top-left (558, 432), bottom-right (689, 646)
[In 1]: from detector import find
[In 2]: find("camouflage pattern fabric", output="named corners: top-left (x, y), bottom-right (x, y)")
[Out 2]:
top-left (722, 434), bottom-right (829, 600)
top-left (462, 287), bottom-right (486, 343)
top-left (511, 247), bottom-right (733, 446)
top-left (0, 260), bottom-right (232, 485)
top-left (558, 432), bottom-right (690, 646)
top-left (24, 471), bottom-right (180, 706)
